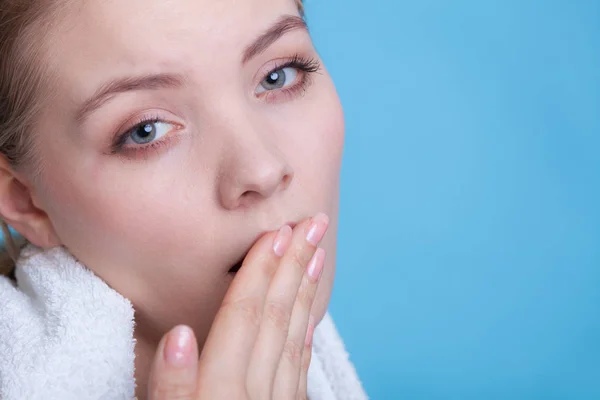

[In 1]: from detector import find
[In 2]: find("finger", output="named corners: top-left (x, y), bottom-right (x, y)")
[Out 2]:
top-left (246, 212), bottom-right (329, 399)
top-left (273, 248), bottom-right (325, 398)
top-left (198, 224), bottom-right (293, 381)
top-left (148, 325), bottom-right (199, 400)
top-left (296, 318), bottom-right (315, 400)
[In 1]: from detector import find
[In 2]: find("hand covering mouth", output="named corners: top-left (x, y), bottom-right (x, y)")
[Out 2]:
top-left (227, 221), bottom-right (299, 274)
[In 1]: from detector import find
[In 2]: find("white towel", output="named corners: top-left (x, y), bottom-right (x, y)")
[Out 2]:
top-left (0, 245), bottom-right (368, 400)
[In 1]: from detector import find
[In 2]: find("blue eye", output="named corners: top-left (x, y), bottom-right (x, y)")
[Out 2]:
top-left (125, 121), bottom-right (174, 145)
top-left (256, 67), bottom-right (299, 94)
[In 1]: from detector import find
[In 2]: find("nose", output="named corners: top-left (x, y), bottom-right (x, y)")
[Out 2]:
top-left (218, 129), bottom-right (294, 210)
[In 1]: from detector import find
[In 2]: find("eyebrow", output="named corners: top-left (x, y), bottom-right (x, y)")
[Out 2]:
top-left (75, 15), bottom-right (306, 123)
top-left (75, 73), bottom-right (184, 124)
top-left (242, 15), bottom-right (308, 64)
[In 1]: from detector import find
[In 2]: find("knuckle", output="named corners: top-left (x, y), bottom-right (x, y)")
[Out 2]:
top-left (264, 300), bottom-right (291, 332)
top-left (257, 254), bottom-right (277, 279)
top-left (290, 246), bottom-right (311, 272)
top-left (220, 296), bottom-right (262, 327)
top-left (288, 253), bottom-right (304, 273)
top-left (283, 338), bottom-right (304, 365)
top-left (295, 284), bottom-right (315, 309)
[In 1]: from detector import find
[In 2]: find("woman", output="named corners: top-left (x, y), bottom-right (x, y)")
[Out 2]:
top-left (0, 0), bottom-right (366, 398)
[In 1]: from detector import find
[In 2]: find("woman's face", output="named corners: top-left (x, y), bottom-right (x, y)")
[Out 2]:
top-left (25, 0), bottom-right (344, 345)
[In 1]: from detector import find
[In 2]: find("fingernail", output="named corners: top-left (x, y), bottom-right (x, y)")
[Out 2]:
top-left (273, 225), bottom-right (292, 257)
top-left (307, 248), bottom-right (326, 281)
top-left (306, 212), bottom-right (329, 246)
top-left (164, 325), bottom-right (194, 368)
top-left (305, 315), bottom-right (315, 346)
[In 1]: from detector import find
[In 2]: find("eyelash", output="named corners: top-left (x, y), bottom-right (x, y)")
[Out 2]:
top-left (110, 113), bottom-right (174, 156)
top-left (110, 54), bottom-right (321, 156)
top-left (259, 54), bottom-right (321, 102)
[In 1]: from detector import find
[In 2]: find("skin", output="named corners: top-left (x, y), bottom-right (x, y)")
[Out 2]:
top-left (148, 216), bottom-right (330, 399)
top-left (0, 0), bottom-right (344, 396)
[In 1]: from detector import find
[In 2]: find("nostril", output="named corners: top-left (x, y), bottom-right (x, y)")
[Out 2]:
top-left (221, 163), bottom-right (294, 210)
top-left (240, 190), bottom-right (257, 200)
top-left (282, 172), bottom-right (292, 187)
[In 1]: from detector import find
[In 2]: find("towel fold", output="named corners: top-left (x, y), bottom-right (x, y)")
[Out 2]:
top-left (0, 245), bottom-right (367, 400)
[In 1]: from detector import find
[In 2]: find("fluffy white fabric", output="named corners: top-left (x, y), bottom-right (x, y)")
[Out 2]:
top-left (0, 246), bottom-right (367, 399)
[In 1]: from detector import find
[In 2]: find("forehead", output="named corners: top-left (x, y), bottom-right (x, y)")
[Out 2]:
top-left (44, 0), bottom-right (300, 99)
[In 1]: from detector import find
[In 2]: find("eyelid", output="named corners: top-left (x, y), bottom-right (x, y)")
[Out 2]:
top-left (252, 54), bottom-right (316, 87)
top-left (110, 110), bottom-right (183, 154)
top-left (122, 120), bottom-right (174, 145)
top-left (112, 110), bottom-right (181, 140)
top-left (252, 54), bottom-right (320, 102)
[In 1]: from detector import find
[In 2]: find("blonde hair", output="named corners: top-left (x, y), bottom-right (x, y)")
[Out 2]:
top-left (0, 0), bottom-right (305, 277)
top-left (0, 1), bottom-right (60, 277)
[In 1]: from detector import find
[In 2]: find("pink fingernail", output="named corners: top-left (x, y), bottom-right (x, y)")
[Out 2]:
top-left (273, 225), bottom-right (292, 257)
top-left (307, 248), bottom-right (326, 281)
top-left (164, 325), bottom-right (194, 368)
top-left (306, 212), bottom-right (329, 246)
top-left (305, 315), bottom-right (315, 346)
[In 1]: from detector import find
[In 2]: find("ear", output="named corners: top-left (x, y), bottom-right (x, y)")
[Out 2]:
top-left (0, 156), bottom-right (60, 249)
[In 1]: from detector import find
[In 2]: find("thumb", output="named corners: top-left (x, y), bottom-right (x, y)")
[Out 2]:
top-left (148, 325), bottom-right (199, 400)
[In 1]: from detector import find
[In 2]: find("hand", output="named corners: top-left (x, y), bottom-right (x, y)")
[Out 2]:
top-left (147, 213), bottom-right (329, 399)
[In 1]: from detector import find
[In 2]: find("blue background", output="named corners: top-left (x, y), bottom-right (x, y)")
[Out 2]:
top-left (307, 0), bottom-right (600, 398)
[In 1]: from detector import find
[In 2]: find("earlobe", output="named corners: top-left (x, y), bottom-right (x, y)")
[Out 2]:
top-left (0, 157), bottom-right (61, 249)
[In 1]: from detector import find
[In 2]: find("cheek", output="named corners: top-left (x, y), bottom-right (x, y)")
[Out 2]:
top-left (315, 101), bottom-right (345, 166)
top-left (37, 149), bottom-right (208, 272)
top-left (277, 74), bottom-right (344, 175)
top-left (313, 78), bottom-right (345, 162)
top-left (285, 84), bottom-right (344, 322)
top-left (295, 84), bottom-right (345, 195)
top-left (37, 156), bottom-right (229, 333)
